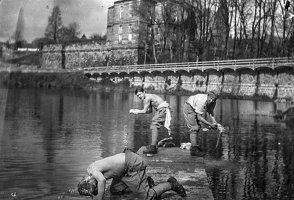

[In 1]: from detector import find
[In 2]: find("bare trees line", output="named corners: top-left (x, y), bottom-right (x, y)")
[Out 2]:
top-left (134, 0), bottom-right (294, 64)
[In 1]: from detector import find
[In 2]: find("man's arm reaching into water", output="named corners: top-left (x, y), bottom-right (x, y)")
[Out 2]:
top-left (208, 113), bottom-right (217, 125)
top-left (196, 113), bottom-right (217, 129)
top-left (130, 97), bottom-right (152, 114)
top-left (206, 102), bottom-right (218, 127)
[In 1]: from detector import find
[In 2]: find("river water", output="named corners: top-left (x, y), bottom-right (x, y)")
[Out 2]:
top-left (0, 88), bottom-right (293, 200)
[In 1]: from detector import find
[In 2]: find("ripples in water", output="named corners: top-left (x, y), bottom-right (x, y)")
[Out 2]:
top-left (0, 89), bottom-right (294, 199)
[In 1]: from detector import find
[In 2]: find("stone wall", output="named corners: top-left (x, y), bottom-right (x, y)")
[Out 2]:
top-left (41, 41), bottom-right (294, 101)
top-left (91, 67), bottom-right (294, 101)
top-left (41, 45), bottom-right (63, 69)
top-left (277, 68), bottom-right (294, 100)
top-left (41, 42), bottom-right (138, 69)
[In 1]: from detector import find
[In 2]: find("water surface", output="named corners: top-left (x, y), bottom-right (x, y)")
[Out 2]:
top-left (0, 88), bottom-right (293, 199)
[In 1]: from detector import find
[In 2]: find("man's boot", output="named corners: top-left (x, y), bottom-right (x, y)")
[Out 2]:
top-left (147, 176), bottom-right (156, 188)
top-left (167, 177), bottom-right (186, 197)
top-left (143, 145), bottom-right (158, 154)
top-left (190, 146), bottom-right (205, 157)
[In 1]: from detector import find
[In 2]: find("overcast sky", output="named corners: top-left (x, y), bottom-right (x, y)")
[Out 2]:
top-left (0, 0), bottom-right (116, 42)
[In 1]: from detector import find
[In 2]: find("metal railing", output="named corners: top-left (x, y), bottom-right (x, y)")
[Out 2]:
top-left (84, 57), bottom-right (294, 75)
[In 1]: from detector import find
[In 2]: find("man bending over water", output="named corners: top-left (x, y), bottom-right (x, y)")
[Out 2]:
top-left (183, 90), bottom-right (219, 156)
top-left (129, 87), bottom-right (171, 154)
top-left (78, 149), bottom-right (186, 199)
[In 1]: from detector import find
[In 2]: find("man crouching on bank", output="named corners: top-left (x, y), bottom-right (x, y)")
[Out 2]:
top-left (78, 149), bottom-right (186, 199)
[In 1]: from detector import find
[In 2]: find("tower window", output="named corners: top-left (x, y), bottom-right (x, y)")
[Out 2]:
top-left (120, 6), bottom-right (123, 19)
top-left (128, 34), bottom-right (132, 41)
top-left (129, 24), bottom-right (133, 32)
top-left (129, 5), bottom-right (132, 17)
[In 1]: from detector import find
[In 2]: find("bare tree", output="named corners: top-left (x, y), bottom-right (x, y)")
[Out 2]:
top-left (217, 0), bottom-right (234, 58)
top-left (132, 0), bottom-right (158, 63)
top-left (59, 22), bottom-right (81, 42)
top-left (238, 0), bottom-right (250, 55)
top-left (130, 0), bottom-right (294, 62)
top-left (267, 0), bottom-right (278, 56)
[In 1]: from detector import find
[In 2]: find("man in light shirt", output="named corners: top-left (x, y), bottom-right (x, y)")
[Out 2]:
top-left (183, 90), bottom-right (219, 156)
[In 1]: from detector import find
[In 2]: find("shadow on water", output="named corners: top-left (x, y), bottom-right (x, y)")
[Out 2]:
top-left (0, 89), bottom-right (294, 199)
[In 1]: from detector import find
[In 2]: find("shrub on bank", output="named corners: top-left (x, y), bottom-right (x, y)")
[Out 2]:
top-left (0, 71), bottom-right (96, 89)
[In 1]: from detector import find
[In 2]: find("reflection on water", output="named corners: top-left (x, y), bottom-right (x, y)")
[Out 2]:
top-left (0, 89), bottom-right (293, 199)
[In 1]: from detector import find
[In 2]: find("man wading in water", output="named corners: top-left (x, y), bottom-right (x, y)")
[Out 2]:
top-left (129, 87), bottom-right (171, 155)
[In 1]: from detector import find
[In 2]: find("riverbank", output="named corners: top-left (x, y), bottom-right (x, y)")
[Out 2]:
top-left (0, 71), bottom-right (92, 89)
top-left (0, 70), bottom-right (293, 104)
top-left (0, 62), bottom-right (293, 103)
top-left (0, 71), bottom-right (266, 97)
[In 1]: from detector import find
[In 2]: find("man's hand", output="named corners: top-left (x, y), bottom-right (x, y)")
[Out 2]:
top-left (217, 124), bottom-right (225, 133)
top-left (210, 123), bottom-right (218, 129)
top-left (129, 109), bottom-right (137, 114)
top-left (191, 125), bottom-right (201, 132)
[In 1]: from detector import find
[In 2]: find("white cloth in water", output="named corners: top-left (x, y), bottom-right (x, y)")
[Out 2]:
top-left (202, 124), bottom-right (224, 132)
top-left (157, 101), bottom-right (171, 135)
top-left (180, 142), bottom-right (191, 150)
top-left (217, 123), bottom-right (225, 133)
top-left (202, 128), bottom-right (209, 131)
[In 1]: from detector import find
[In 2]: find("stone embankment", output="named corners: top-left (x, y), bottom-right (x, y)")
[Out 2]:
top-left (39, 42), bottom-right (294, 102)
top-left (83, 57), bottom-right (294, 102)
top-left (0, 61), bottom-right (293, 103)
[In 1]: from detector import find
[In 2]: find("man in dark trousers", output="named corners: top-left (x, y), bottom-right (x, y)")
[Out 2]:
top-left (183, 90), bottom-right (220, 156)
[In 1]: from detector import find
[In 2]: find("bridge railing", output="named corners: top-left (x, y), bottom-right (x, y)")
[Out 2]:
top-left (84, 57), bottom-right (294, 74)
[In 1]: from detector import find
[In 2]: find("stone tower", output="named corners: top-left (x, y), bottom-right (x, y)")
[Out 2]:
top-left (107, 0), bottom-right (139, 46)
top-left (107, 0), bottom-right (157, 64)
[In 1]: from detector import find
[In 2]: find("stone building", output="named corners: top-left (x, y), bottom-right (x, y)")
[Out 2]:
top-left (41, 0), bottom-right (185, 68)
top-left (106, 0), bottom-right (157, 64)
top-left (109, 0), bottom-right (194, 64)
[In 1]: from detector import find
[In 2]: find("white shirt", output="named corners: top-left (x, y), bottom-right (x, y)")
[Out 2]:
top-left (186, 94), bottom-right (208, 115)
